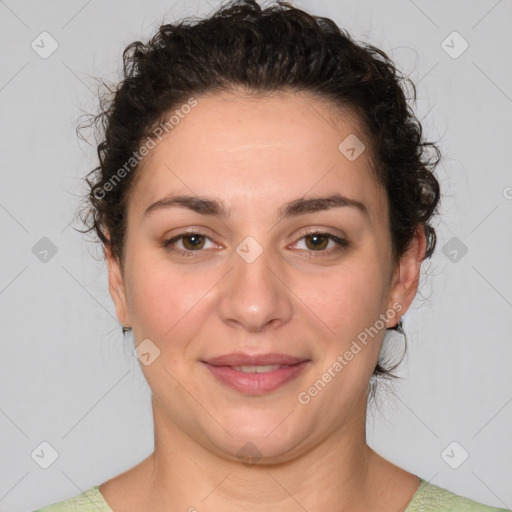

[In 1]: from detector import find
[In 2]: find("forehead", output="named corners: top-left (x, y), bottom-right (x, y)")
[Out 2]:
top-left (128, 90), bottom-right (385, 220)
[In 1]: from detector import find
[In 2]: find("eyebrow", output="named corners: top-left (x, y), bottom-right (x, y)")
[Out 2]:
top-left (143, 193), bottom-right (368, 220)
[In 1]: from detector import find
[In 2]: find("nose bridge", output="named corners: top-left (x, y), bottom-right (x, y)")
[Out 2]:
top-left (217, 236), bottom-right (293, 332)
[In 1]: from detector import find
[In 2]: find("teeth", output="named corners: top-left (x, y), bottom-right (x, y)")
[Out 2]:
top-left (231, 365), bottom-right (282, 373)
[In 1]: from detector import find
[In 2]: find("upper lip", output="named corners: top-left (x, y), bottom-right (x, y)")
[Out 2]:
top-left (203, 353), bottom-right (309, 366)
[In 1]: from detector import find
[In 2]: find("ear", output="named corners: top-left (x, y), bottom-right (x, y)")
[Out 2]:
top-left (386, 226), bottom-right (427, 327)
top-left (105, 243), bottom-right (132, 328)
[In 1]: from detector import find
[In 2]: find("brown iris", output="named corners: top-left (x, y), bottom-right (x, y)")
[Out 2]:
top-left (304, 233), bottom-right (329, 251)
top-left (182, 234), bottom-right (206, 250)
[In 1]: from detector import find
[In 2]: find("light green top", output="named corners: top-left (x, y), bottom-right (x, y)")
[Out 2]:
top-left (34, 476), bottom-right (510, 511)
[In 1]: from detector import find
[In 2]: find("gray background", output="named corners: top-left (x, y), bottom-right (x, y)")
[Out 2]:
top-left (1, 0), bottom-right (511, 510)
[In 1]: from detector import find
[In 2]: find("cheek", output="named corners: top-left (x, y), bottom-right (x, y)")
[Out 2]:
top-left (295, 258), bottom-right (391, 399)
top-left (126, 254), bottom-right (207, 341)
top-left (297, 261), bottom-right (390, 340)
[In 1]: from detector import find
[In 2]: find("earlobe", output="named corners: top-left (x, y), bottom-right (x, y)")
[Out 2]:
top-left (387, 226), bottom-right (427, 326)
top-left (105, 244), bottom-right (131, 328)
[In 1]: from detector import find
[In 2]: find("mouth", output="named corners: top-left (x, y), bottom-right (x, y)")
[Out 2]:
top-left (201, 353), bottom-right (311, 395)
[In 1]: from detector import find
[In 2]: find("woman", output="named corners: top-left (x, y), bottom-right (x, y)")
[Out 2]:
top-left (35, 0), bottom-right (508, 510)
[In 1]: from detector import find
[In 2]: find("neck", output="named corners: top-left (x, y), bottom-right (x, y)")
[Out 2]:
top-left (140, 397), bottom-right (385, 512)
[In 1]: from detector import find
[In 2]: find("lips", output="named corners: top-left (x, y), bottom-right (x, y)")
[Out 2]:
top-left (201, 353), bottom-right (311, 395)
top-left (204, 353), bottom-right (308, 366)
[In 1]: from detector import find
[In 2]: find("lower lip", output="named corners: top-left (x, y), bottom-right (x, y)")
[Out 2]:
top-left (202, 361), bottom-right (310, 395)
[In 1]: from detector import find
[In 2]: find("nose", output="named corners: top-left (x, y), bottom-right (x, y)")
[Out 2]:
top-left (216, 241), bottom-right (294, 333)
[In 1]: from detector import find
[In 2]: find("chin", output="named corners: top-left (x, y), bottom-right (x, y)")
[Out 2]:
top-left (201, 407), bottom-right (314, 465)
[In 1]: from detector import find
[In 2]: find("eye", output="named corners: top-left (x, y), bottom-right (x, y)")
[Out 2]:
top-left (291, 230), bottom-right (348, 256)
top-left (163, 231), bottom-right (217, 256)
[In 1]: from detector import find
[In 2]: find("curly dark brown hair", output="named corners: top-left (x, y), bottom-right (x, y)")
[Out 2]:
top-left (77, 0), bottom-right (441, 387)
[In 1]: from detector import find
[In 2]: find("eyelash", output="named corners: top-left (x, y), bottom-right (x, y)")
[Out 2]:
top-left (162, 229), bottom-right (349, 258)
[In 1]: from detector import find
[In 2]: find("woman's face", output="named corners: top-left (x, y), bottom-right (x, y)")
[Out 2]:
top-left (107, 91), bottom-right (423, 463)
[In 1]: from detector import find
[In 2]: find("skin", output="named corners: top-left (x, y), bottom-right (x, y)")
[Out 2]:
top-left (100, 90), bottom-right (426, 512)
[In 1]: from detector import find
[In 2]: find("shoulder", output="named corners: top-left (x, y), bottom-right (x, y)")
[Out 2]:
top-left (405, 477), bottom-right (510, 512)
top-left (32, 486), bottom-right (112, 512)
